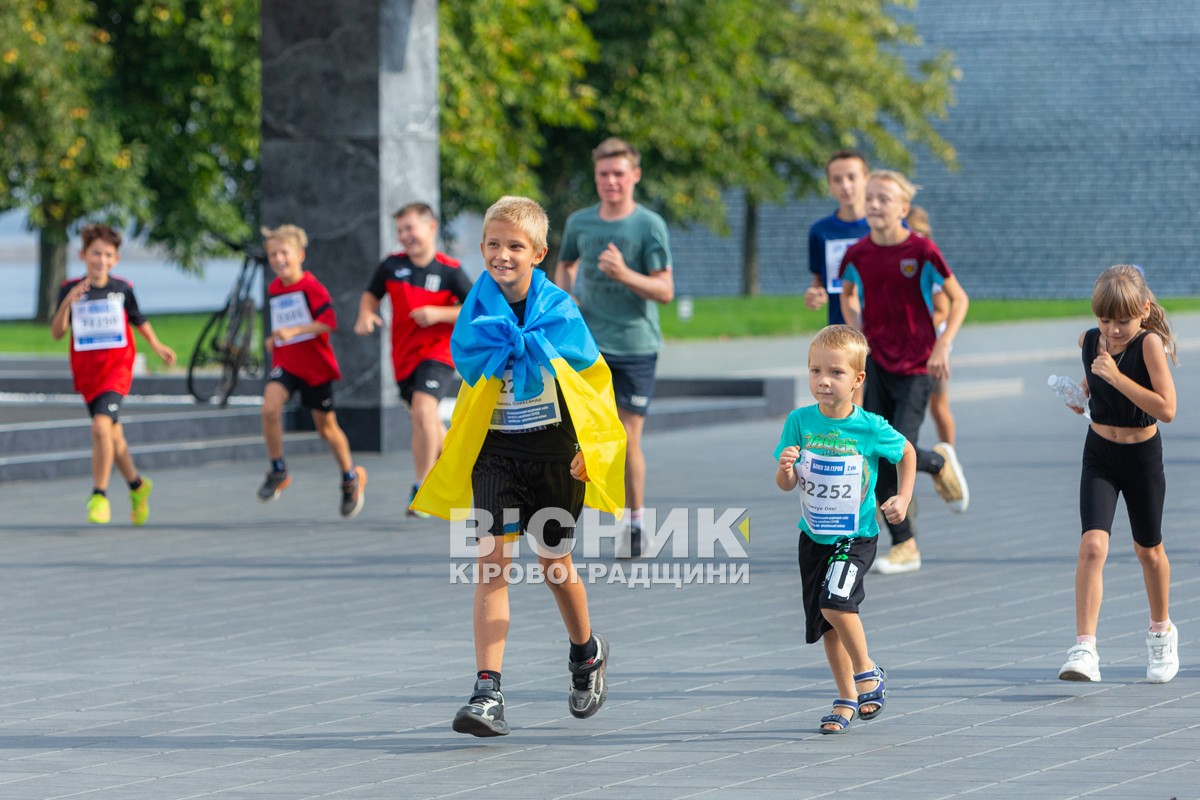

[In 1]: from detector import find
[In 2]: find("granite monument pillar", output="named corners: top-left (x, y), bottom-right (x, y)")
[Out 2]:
top-left (260, 0), bottom-right (439, 451)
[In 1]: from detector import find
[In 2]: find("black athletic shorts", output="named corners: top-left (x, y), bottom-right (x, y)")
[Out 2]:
top-left (267, 366), bottom-right (334, 411)
top-left (798, 534), bottom-right (877, 644)
top-left (86, 391), bottom-right (124, 422)
top-left (603, 352), bottom-right (657, 416)
top-left (1080, 428), bottom-right (1165, 548)
top-left (397, 359), bottom-right (457, 405)
top-left (472, 452), bottom-right (585, 549)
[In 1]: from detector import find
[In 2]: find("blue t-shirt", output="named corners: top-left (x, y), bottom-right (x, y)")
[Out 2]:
top-left (772, 404), bottom-right (908, 544)
top-left (807, 211), bottom-right (869, 326)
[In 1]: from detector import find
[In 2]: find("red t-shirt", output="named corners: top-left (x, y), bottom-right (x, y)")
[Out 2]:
top-left (57, 276), bottom-right (145, 402)
top-left (839, 234), bottom-right (953, 375)
top-left (366, 252), bottom-right (472, 380)
top-left (267, 271), bottom-right (341, 386)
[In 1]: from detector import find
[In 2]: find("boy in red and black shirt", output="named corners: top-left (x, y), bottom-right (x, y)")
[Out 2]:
top-left (354, 203), bottom-right (472, 515)
top-left (50, 223), bottom-right (176, 526)
top-left (259, 224), bottom-right (368, 519)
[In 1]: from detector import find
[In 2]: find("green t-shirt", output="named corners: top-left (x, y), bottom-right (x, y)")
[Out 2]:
top-left (559, 203), bottom-right (672, 356)
top-left (772, 404), bottom-right (908, 544)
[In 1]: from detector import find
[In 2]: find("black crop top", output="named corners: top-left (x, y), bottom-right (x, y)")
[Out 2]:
top-left (1081, 328), bottom-right (1155, 428)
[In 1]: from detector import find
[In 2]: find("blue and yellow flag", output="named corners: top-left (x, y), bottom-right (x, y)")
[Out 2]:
top-left (410, 269), bottom-right (626, 520)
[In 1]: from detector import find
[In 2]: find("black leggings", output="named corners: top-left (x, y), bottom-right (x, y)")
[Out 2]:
top-left (1079, 428), bottom-right (1165, 548)
top-left (863, 358), bottom-right (945, 545)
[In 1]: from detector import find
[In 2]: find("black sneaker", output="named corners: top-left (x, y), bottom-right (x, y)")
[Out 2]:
top-left (340, 466), bottom-right (367, 519)
top-left (616, 524), bottom-right (642, 559)
top-left (568, 633), bottom-right (609, 719)
top-left (452, 674), bottom-right (510, 737)
top-left (257, 470), bottom-right (291, 502)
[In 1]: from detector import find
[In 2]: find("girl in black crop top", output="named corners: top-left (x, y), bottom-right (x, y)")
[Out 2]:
top-left (1056, 265), bottom-right (1180, 685)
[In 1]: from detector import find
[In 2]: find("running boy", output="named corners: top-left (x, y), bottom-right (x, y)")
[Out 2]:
top-left (50, 223), bottom-right (176, 525)
top-left (839, 170), bottom-right (970, 575)
top-left (805, 150), bottom-right (870, 326)
top-left (774, 325), bottom-right (915, 734)
top-left (354, 202), bottom-right (472, 516)
top-left (258, 224), bottom-right (367, 518)
top-left (413, 196), bottom-right (626, 736)
top-left (1057, 265), bottom-right (1179, 684)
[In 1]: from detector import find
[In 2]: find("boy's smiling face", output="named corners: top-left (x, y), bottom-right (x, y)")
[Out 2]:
top-left (265, 238), bottom-right (306, 285)
top-left (864, 177), bottom-right (910, 236)
top-left (481, 220), bottom-right (548, 303)
top-left (80, 239), bottom-right (119, 285)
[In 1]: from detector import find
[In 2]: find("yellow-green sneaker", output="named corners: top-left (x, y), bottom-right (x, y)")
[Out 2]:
top-left (86, 494), bottom-right (111, 525)
top-left (130, 477), bottom-right (153, 526)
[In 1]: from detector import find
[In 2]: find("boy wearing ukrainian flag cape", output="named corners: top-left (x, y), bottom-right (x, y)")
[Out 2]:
top-left (413, 196), bottom-right (625, 737)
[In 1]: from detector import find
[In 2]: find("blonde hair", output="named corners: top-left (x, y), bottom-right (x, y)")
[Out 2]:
top-left (907, 205), bottom-right (932, 237)
top-left (868, 170), bottom-right (919, 204)
top-left (1091, 264), bottom-right (1177, 365)
top-left (592, 136), bottom-right (641, 167)
top-left (809, 324), bottom-right (870, 372)
top-left (260, 224), bottom-right (308, 251)
top-left (482, 196), bottom-right (549, 255)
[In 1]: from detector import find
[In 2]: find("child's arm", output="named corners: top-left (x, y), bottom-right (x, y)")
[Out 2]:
top-left (927, 276), bottom-right (968, 380)
top-left (135, 322), bottom-right (177, 366)
top-left (353, 291), bottom-right (384, 335)
top-left (409, 305), bottom-right (462, 327)
top-left (554, 259), bottom-right (578, 294)
top-left (879, 441), bottom-right (916, 525)
top-left (776, 445), bottom-right (800, 491)
top-left (1091, 332), bottom-right (1176, 423)
top-left (274, 321), bottom-right (333, 344)
top-left (839, 284), bottom-right (862, 330)
top-left (50, 281), bottom-right (90, 340)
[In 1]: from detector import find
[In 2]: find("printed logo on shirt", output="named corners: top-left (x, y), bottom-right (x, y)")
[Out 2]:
top-left (394, 267), bottom-right (412, 279)
top-left (424, 274), bottom-right (442, 292)
top-left (900, 258), bottom-right (918, 278)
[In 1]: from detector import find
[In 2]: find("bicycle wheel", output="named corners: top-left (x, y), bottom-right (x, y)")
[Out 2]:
top-left (187, 306), bottom-right (236, 403)
top-left (218, 298), bottom-right (256, 403)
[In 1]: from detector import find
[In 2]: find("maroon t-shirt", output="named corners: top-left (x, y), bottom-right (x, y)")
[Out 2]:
top-left (839, 234), bottom-right (953, 375)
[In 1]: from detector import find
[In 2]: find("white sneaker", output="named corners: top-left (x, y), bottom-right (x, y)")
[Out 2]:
top-left (1146, 625), bottom-right (1180, 683)
top-left (932, 442), bottom-right (969, 513)
top-left (871, 539), bottom-right (921, 575)
top-left (1058, 642), bottom-right (1101, 682)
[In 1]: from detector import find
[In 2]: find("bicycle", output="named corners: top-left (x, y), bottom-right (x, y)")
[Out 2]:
top-left (187, 240), bottom-right (267, 405)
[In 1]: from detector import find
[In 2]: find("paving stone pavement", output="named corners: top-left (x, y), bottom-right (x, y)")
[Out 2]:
top-left (2, 316), bottom-right (1199, 799)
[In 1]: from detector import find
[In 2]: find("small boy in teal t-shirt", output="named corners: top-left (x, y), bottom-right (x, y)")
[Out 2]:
top-left (774, 324), bottom-right (915, 734)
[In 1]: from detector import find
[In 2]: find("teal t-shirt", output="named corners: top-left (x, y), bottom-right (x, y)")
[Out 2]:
top-left (559, 203), bottom-right (672, 356)
top-left (772, 405), bottom-right (908, 544)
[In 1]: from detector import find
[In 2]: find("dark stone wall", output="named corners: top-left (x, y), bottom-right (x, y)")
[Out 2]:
top-left (260, 0), bottom-right (438, 450)
top-left (669, 1), bottom-right (1200, 299)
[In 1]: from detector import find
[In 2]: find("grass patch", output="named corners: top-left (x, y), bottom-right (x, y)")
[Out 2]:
top-left (0, 312), bottom-right (213, 370)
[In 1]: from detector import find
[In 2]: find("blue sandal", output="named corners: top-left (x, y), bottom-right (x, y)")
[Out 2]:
top-left (819, 699), bottom-right (858, 734)
top-left (855, 665), bottom-right (886, 720)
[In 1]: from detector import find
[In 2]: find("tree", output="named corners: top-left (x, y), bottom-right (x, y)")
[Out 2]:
top-left (0, 0), bottom-right (148, 322)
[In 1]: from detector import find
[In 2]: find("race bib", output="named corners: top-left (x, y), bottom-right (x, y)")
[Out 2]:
top-left (797, 450), bottom-right (863, 535)
top-left (489, 364), bottom-right (562, 432)
top-left (824, 238), bottom-right (859, 295)
top-left (269, 292), bottom-right (315, 346)
top-left (72, 296), bottom-right (127, 351)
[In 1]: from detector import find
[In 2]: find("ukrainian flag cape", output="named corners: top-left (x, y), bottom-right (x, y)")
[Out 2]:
top-left (410, 269), bottom-right (626, 520)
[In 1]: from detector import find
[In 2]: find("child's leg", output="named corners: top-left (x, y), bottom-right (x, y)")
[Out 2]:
top-left (928, 383), bottom-right (955, 446)
top-left (311, 409), bottom-right (353, 473)
top-left (820, 627), bottom-right (858, 727)
top-left (409, 390), bottom-right (446, 483)
top-left (823, 609), bottom-right (881, 714)
top-left (90, 415), bottom-right (116, 491)
top-left (474, 536), bottom-right (513, 671)
top-left (110, 422), bottom-right (138, 483)
top-left (261, 381), bottom-right (290, 461)
top-left (1075, 530), bottom-right (1110, 636)
top-left (1134, 542), bottom-right (1170, 623)
top-left (540, 552), bottom-right (591, 646)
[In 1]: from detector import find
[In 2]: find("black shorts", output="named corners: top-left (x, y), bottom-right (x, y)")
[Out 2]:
top-left (267, 366), bottom-right (334, 411)
top-left (863, 357), bottom-right (931, 442)
top-left (397, 360), bottom-right (457, 405)
top-left (603, 353), bottom-right (657, 416)
top-left (1080, 428), bottom-right (1166, 547)
top-left (86, 391), bottom-right (124, 422)
top-left (798, 534), bottom-right (877, 644)
top-left (472, 452), bottom-right (585, 548)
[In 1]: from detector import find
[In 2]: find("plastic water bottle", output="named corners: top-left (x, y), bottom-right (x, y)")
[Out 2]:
top-left (1048, 375), bottom-right (1091, 420)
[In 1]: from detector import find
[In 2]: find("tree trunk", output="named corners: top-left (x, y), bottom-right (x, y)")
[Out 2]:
top-left (741, 194), bottom-right (760, 297)
top-left (35, 222), bottom-right (69, 324)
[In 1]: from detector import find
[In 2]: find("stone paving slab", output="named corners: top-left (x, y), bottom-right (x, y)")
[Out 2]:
top-left (1, 320), bottom-right (1199, 798)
